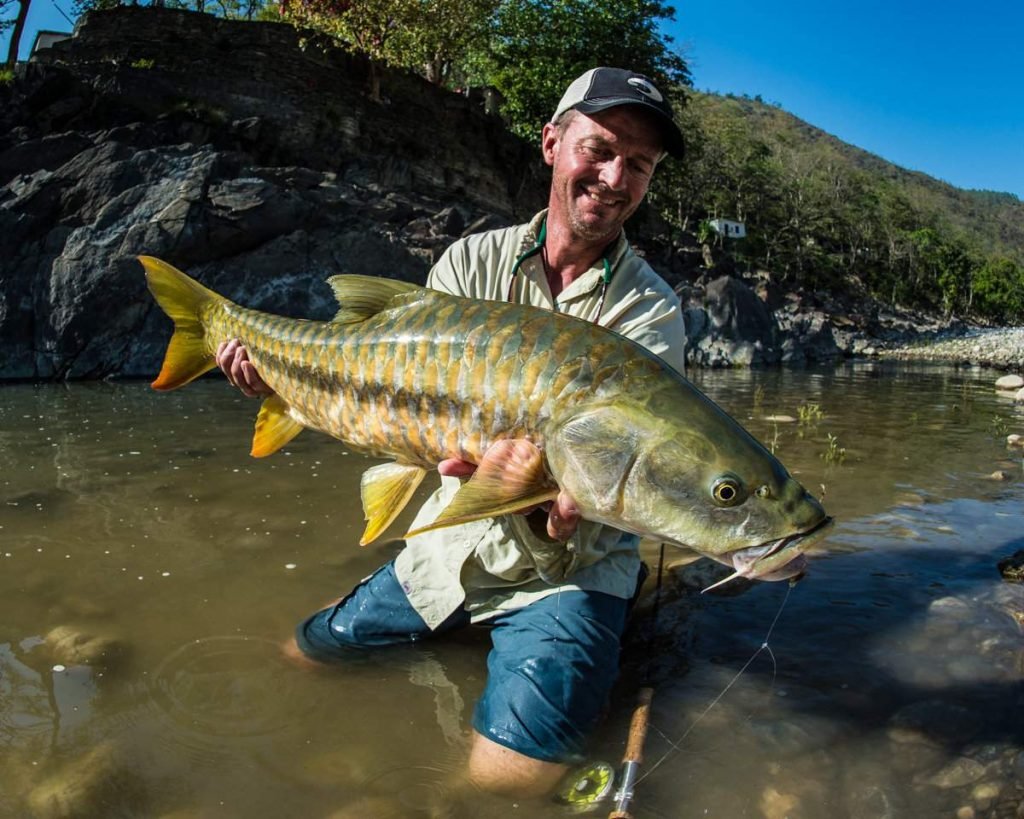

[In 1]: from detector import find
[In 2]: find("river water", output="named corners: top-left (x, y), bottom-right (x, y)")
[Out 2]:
top-left (0, 363), bottom-right (1021, 818)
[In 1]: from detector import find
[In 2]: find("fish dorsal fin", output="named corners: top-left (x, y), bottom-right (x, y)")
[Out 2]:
top-left (359, 462), bottom-right (428, 545)
top-left (251, 395), bottom-right (304, 458)
top-left (404, 440), bottom-right (559, 539)
top-left (326, 275), bottom-right (425, 323)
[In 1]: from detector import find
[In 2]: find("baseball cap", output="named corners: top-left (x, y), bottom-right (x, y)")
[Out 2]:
top-left (552, 67), bottom-right (684, 158)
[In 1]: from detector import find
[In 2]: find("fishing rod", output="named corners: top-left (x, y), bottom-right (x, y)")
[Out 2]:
top-left (607, 685), bottom-right (654, 819)
top-left (606, 540), bottom-right (669, 818)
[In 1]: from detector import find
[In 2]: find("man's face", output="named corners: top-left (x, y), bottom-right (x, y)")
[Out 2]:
top-left (543, 107), bottom-right (664, 245)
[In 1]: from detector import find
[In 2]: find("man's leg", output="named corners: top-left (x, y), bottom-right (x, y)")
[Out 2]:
top-left (292, 561), bottom-right (470, 662)
top-left (468, 588), bottom-right (630, 796)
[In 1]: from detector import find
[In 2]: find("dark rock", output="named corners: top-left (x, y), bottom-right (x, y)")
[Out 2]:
top-left (888, 699), bottom-right (982, 746)
top-left (997, 550), bottom-right (1024, 583)
top-left (685, 275), bottom-right (780, 367)
top-left (0, 7), bottom-right (552, 381)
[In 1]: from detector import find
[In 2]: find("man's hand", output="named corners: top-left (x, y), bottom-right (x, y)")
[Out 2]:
top-left (216, 339), bottom-right (274, 398)
top-left (437, 449), bottom-right (580, 542)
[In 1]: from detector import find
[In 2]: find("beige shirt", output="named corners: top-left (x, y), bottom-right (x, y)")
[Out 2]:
top-left (394, 210), bottom-right (686, 629)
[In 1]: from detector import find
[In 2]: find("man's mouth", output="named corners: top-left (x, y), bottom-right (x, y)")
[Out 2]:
top-left (579, 184), bottom-right (623, 208)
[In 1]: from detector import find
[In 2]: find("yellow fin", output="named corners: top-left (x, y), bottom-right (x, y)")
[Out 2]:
top-left (359, 462), bottom-right (428, 545)
top-left (251, 395), bottom-right (304, 458)
top-left (140, 256), bottom-right (227, 391)
top-left (405, 440), bottom-right (558, 539)
top-left (325, 275), bottom-right (424, 323)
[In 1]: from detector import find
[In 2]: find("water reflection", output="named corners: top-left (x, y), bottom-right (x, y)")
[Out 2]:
top-left (0, 364), bottom-right (1021, 817)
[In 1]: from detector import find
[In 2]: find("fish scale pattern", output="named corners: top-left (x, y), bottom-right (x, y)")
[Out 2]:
top-left (203, 293), bottom-right (650, 466)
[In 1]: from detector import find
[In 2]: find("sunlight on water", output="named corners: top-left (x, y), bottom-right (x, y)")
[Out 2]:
top-left (0, 364), bottom-right (1021, 818)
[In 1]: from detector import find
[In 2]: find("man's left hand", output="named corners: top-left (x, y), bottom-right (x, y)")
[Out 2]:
top-left (436, 456), bottom-right (580, 541)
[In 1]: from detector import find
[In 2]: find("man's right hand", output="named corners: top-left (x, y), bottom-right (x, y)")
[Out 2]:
top-left (215, 339), bottom-right (274, 398)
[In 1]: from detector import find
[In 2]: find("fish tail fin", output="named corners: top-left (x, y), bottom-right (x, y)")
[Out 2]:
top-left (140, 256), bottom-right (226, 391)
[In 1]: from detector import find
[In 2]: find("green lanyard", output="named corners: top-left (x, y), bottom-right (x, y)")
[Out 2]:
top-left (506, 220), bottom-right (615, 318)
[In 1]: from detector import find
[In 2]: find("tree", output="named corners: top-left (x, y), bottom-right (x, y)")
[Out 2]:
top-left (2, 0), bottom-right (32, 69)
top-left (281, 0), bottom-right (496, 97)
top-left (972, 257), bottom-right (1024, 322)
top-left (469, 0), bottom-right (690, 140)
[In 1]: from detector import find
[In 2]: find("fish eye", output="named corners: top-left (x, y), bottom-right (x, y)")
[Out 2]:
top-left (711, 476), bottom-right (745, 507)
top-left (755, 485), bottom-right (771, 499)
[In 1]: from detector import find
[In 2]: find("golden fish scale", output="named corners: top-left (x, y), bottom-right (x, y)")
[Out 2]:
top-left (202, 294), bottom-right (650, 465)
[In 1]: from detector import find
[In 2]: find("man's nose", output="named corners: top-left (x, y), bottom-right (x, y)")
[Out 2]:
top-left (598, 156), bottom-right (626, 190)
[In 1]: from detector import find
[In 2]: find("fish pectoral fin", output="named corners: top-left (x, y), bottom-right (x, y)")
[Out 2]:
top-left (360, 462), bottom-right (428, 545)
top-left (405, 439), bottom-right (559, 539)
top-left (251, 395), bottom-right (304, 458)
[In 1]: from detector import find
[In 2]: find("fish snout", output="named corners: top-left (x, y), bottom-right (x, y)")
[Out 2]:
top-left (781, 479), bottom-right (827, 530)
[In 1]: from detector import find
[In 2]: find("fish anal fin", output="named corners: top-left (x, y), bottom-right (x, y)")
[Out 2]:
top-left (251, 395), bottom-right (304, 458)
top-left (405, 439), bottom-right (558, 539)
top-left (360, 462), bottom-right (428, 545)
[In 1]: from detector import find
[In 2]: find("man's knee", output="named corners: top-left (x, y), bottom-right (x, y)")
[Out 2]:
top-left (467, 731), bottom-right (568, 797)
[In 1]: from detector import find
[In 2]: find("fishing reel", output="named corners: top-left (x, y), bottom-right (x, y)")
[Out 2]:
top-left (554, 760), bottom-right (617, 813)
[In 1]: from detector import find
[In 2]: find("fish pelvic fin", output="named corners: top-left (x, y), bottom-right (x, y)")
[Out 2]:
top-left (326, 275), bottom-right (424, 323)
top-left (251, 394), bottom-right (304, 458)
top-left (404, 439), bottom-right (559, 539)
top-left (359, 462), bottom-right (428, 545)
top-left (140, 256), bottom-right (226, 391)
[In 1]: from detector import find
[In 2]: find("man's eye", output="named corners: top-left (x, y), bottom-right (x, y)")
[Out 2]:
top-left (629, 160), bottom-right (653, 177)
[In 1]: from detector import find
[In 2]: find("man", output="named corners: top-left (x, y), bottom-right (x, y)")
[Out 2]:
top-left (217, 67), bottom-right (687, 798)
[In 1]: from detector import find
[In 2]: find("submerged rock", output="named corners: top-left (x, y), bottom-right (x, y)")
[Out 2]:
top-left (26, 743), bottom-right (140, 818)
top-left (888, 699), bottom-right (980, 746)
top-left (44, 625), bottom-right (124, 668)
top-left (917, 756), bottom-right (986, 789)
top-left (997, 550), bottom-right (1024, 583)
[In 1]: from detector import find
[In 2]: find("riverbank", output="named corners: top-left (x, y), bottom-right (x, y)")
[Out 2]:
top-left (878, 326), bottom-right (1024, 371)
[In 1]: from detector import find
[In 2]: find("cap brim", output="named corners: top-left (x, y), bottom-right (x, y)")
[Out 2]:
top-left (573, 98), bottom-right (685, 158)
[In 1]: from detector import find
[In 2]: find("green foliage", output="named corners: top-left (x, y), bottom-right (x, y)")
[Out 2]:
top-left (130, 57), bottom-right (155, 69)
top-left (972, 257), bottom-right (1024, 322)
top-left (73, 0), bottom-right (271, 21)
top-left (797, 403), bottom-right (824, 425)
top-left (653, 92), bottom-right (1024, 323)
top-left (281, 0), bottom-right (497, 90)
top-left (821, 433), bottom-right (846, 465)
top-left (465, 0), bottom-right (690, 140)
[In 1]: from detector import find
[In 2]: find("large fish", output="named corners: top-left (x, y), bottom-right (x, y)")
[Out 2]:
top-left (141, 256), bottom-right (831, 583)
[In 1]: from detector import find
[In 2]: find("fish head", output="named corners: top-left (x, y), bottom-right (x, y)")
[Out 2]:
top-left (546, 384), bottom-right (831, 582)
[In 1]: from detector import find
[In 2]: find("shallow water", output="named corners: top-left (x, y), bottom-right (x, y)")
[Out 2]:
top-left (1, 363), bottom-right (1021, 818)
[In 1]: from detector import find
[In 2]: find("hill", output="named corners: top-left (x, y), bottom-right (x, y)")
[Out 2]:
top-left (654, 91), bottom-right (1024, 323)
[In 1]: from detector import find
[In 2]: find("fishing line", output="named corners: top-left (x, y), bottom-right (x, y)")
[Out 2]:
top-left (635, 579), bottom-right (795, 785)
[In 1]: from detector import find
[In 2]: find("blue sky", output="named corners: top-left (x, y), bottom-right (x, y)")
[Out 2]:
top-left (5, 0), bottom-right (1023, 199)
top-left (668, 0), bottom-right (1024, 199)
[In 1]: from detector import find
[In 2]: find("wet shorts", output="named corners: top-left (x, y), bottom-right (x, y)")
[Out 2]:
top-left (295, 561), bottom-right (630, 763)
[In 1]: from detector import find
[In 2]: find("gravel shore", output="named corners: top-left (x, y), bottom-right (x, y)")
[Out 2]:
top-left (878, 327), bottom-right (1024, 371)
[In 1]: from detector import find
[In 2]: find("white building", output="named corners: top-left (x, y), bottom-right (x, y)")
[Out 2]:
top-left (709, 218), bottom-right (747, 239)
top-left (30, 30), bottom-right (72, 59)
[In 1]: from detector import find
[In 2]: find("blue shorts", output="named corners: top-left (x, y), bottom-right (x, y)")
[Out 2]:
top-left (296, 561), bottom-right (630, 763)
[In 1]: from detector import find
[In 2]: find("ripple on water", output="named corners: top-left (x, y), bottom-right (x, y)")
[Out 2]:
top-left (136, 636), bottom-right (313, 763)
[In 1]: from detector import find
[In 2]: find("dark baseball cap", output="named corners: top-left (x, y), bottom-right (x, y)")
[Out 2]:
top-left (552, 67), bottom-right (684, 158)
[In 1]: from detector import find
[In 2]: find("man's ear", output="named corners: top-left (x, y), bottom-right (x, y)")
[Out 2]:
top-left (540, 122), bottom-right (559, 167)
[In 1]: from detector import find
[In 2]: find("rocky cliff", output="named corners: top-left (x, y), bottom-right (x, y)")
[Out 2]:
top-left (0, 7), bottom-right (959, 380)
top-left (0, 6), bottom-right (550, 380)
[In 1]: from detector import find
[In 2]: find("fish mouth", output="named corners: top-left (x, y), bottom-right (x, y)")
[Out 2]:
top-left (702, 516), bottom-right (834, 593)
